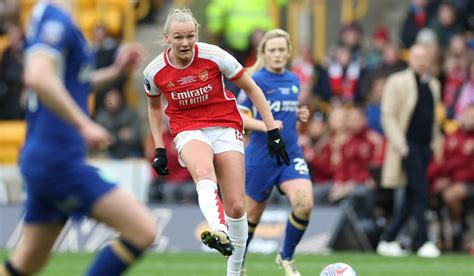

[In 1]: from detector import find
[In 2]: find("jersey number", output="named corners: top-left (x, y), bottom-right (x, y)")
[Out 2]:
top-left (293, 158), bottom-right (309, 173)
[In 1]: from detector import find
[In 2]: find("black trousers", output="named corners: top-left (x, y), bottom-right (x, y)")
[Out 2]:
top-left (381, 141), bottom-right (432, 249)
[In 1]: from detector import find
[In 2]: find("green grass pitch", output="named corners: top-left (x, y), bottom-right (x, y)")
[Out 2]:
top-left (1, 251), bottom-right (473, 275)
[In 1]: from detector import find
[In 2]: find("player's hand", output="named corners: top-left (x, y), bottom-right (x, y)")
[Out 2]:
top-left (152, 148), bottom-right (170, 176)
top-left (78, 120), bottom-right (113, 149)
top-left (267, 128), bottom-right (290, 166)
top-left (115, 42), bottom-right (145, 74)
top-left (296, 105), bottom-right (310, 123)
top-left (275, 120), bottom-right (284, 130)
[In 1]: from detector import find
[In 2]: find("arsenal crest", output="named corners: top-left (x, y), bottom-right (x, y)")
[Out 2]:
top-left (198, 70), bottom-right (208, 81)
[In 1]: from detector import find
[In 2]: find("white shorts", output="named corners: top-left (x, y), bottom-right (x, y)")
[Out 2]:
top-left (174, 127), bottom-right (244, 167)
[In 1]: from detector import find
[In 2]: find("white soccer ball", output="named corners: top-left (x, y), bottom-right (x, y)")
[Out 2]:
top-left (319, 262), bottom-right (358, 276)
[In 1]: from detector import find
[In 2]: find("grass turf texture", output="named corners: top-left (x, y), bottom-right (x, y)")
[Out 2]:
top-left (1, 251), bottom-right (473, 275)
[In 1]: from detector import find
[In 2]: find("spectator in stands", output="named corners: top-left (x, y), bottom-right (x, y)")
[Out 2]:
top-left (375, 42), bottom-right (407, 78)
top-left (365, 74), bottom-right (386, 135)
top-left (312, 106), bottom-right (348, 205)
top-left (361, 42), bottom-right (407, 98)
top-left (365, 25), bottom-right (390, 71)
top-left (0, 22), bottom-right (24, 120)
top-left (427, 1), bottom-right (464, 49)
top-left (206, 0), bottom-right (275, 64)
top-left (441, 50), bottom-right (469, 120)
top-left (301, 111), bottom-right (330, 178)
top-left (311, 61), bottom-right (332, 103)
top-left (91, 24), bottom-right (125, 115)
top-left (94, 88), bottom-right (144, 159)
top-left (338, 22), bottom-right (363, 62)
top-left (327, 45), bottom-right (366, 103)
top-left (455, 59), bottom-right (474, 118)
top-left (330, 107), bottom-right (377, 214)
top-left (400, 0), bottom-right (430, 48)
top-left (291, 43), bottom-right (315, 105)
top-left (430, 105), bottom-right (474, 251)
top-left (377, 44), bottom-right (442, 258)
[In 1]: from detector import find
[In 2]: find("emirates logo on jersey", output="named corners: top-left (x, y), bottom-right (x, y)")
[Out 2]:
top-left (198, 70), bottom-right (208, 81)
top-left (171, 84), bottom-right (213, 106)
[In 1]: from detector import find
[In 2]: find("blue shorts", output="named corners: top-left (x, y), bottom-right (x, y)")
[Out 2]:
top-left (21, 163), bottom-right (117, 224)
top-left (245, 157), bottom-right (310, 203)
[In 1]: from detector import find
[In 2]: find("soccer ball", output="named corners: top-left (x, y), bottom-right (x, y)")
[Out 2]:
top-left (320, 262), bottom-right (358, 276)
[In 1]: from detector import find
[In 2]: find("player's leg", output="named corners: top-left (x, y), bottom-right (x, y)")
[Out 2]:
top-left (1, 223), bottom-right (64, 275)
top-left (179, 139), bottom-right (231, 254)
top-left (214, 150), bottom-right (247, 276)
top-left (180, 139), bottom-right (228, 232)
top-left (245, 196), bottom-right (268, 248)
top-left (278, 178), bottom-right (313, 262)
top-left (241, 195), bottom-right (268, 274)
top-left (86, 187), bottom-right (157, 275)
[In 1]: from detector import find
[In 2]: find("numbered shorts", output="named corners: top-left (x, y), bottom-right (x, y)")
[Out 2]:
top-left (174, 127), bottom-right (244, 167)
top-left (245, 157), bottom-right (311, 203)
top-left (21, 163), bottom-right (117, 223)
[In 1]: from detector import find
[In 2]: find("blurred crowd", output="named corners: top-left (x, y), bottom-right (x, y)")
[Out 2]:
top-left (0, 0), bottom-right (474, 253)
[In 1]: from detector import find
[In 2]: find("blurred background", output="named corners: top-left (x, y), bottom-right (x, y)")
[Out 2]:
top-left (0, 0), bottom-right (474, 256)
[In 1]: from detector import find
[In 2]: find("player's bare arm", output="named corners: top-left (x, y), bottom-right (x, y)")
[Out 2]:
top-left (233, 72), bottom-right (279, 131)
top-left (238, 109), bottom-right (283, 132)
top-left (147, 96), bottom-right (165, 149)
top-left (91, 43), bottom-right (144, 91)
top-left (24, 51), bottom-right (111, 149)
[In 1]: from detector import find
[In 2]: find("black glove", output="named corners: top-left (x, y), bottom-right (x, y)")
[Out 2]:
top-left (152, 148), bottom-right (170, 175)
top-left (267, 128), bottom-right (290, 166)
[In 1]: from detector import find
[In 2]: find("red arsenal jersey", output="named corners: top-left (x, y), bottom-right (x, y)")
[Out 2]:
top-left (144, 42), bottom-right (245, 136)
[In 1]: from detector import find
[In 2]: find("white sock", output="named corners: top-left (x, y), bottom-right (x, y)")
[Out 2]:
top-left (196, 179), bottom-right (227, 232)
top-left (226, 213), bottom-right (248, 276)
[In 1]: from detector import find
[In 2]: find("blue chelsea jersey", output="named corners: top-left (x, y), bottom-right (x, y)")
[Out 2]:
top-left (21, 3), bottom-right (95, 173)
top-left (238, 67), bottom-right (302, 166)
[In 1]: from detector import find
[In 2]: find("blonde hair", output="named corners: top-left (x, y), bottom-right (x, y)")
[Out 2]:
top-left (247, 29), bottom-right (292, 75)
top-left (162, 8), bottom-right (200, 45)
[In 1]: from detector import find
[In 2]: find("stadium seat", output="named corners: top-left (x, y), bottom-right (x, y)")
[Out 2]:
top-left (19, 0), bottom-right (134, 42)
top-left (0, 121), bottom-right (26, 164)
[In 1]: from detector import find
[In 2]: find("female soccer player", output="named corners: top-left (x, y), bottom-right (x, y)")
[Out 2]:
top-left (237, 29), bottom-right (313, 276)
top-left (144, 9), bottom-right (289, 276)
top-left (1, 1), bottom-right (156, 275)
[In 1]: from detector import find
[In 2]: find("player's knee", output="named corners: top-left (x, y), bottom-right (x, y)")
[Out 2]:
top-left (293, 199), bottom-right (313, 218)
top-left (138, 223), bottom-right (158, 249)
top-left (126, 222), bottom-right (157, 250)
top-left (225, 201), bottom-right (245, 218)
top-left (13, 253), bottom-right (50, 275)
top-left (193, 166), bottom-right (215, 181)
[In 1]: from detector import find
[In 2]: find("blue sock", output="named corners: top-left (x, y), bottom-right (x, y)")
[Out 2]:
top-left (281, 212), bottom-right (309, 260)
top-left (242, 221), bottom-right (258, 266)
top-left (2, 260), bottom-right (22, 276)
top-left (87, 238), bottom-right (144, 276)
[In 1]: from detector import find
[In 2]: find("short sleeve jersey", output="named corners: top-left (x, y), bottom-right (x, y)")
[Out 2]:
top-left (143, 42), bottom-right (244, 136)
top-left (238, 68), bottom-right (302, 166)
top-left (20, 3), bottom-right (95, 173)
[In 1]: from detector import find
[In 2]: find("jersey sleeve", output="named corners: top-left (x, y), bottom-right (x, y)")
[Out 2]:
top-left (143, 65), bottom-right (162, 97)
top-left (27, 20), bottom-right (69, 59)
top-left (213, 46), bottom-right (245, 81)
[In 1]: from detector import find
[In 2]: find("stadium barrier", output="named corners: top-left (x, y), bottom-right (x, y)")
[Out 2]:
top-left (0, 159), bottom-right (372, 252)
top-left (0, 204), bottom-right (355, 253)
